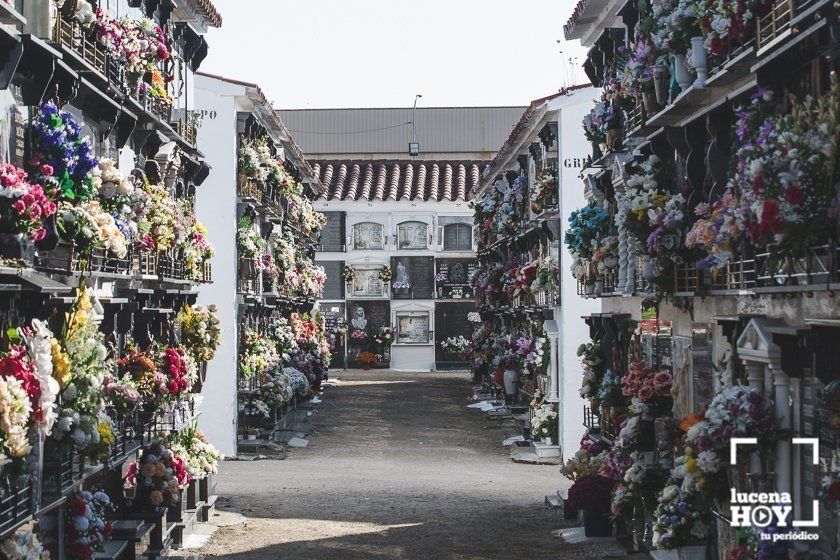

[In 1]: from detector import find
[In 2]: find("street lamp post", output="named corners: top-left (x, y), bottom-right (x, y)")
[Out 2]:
top-left (409, 94), bottom-right (422, 157)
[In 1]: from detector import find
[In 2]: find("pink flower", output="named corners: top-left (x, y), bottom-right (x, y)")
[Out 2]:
top-left (11, 199), bottom-right (25, 214)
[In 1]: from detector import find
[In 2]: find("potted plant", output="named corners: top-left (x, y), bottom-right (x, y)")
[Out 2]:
top-left (567, 474), bottom-right (614, 537)
top-left (356, 351), bottom-right (377, 371)
top-left (243, 426), bottom-right (258, 440)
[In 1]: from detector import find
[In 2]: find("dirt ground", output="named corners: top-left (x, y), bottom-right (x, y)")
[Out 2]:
top-left (192, 370), bottom-right (632, 560)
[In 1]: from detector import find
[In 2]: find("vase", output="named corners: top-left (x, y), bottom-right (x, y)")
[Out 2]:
top-left (653, 64), bottom-right (670, 105)
top-left (0, 233), bottom-right (35, 265)
top-left (642, 89), bottom-right (659, 114)
top-left (678, 546), bottom-right (706, 560)
top-left (502, 369), bottom-right (519, 397)
top-left (361, 363), bottom-right (371, 371)
top-left (589, 399), bottom-right (599, 412)
top-left (606, 127), bottom-right (623, 151)
top-left (594, 280), bottom-right (604, 295)
top-left (642, 257), bottom-right (657, 280)
top-left (582, 510), bottom-right (612, 537)
top-left (543, 436), bottom-right (553, 446)
top-left (673, 54), bottom-right (693, 92)
top-left (690, 37), bottom-right (708, 87)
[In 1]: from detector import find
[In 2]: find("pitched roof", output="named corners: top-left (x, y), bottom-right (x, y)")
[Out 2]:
top-left (311, 160), bottom-right (487, 202)
top-left (183, 0), bottom-right (222, 27)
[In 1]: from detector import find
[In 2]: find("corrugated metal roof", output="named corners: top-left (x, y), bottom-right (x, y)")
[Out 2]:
top-left (276, 107), bottom-right (526, 156)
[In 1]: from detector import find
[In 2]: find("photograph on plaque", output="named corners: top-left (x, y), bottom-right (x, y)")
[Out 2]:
top-left (396, 313), bottom-right (430, 344)
top-left (353, 222), bottom-right (383, 249)
top-left (350, 267), bottom-right (385, 297)
top-left (391, 256), bottom-right (434, 299)
top-left (397, 221), bottom-right (428, 249)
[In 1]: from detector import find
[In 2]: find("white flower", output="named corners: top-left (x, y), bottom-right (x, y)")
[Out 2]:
top-left (661, 485), bottom-right (679, 501)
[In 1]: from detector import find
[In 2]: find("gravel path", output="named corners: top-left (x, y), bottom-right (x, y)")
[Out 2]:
top-left (194, 370), bottom-right (629, 559)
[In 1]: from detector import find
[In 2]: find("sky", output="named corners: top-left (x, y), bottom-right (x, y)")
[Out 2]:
top-left (200, 0), bottom-right (589, 109)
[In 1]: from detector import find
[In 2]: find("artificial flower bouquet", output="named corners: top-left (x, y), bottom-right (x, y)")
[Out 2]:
top-left (378, 265), bottom-right (393, 282)
top-left (578, 340), bottom-right (604, 404)
top-left (530, 403), bottom-right (558, 441)
top-left (239, 396), bottom-right (270, 419)
top-left (52, 287), bottom-right (111, 451)
top-left (621, 361), bottom-right (673, 408)
top-left (567, 474), bottom-right (614, 513)
top-left (0, 163), bottom-right (56, 244)
top-left (239, 328), bottom-right (279, 379)
top-left (259, 368), bottom-right (295, 409)
top-left (355, 352), bottom-right (378, 368)
top-left (126, 440), bottom-right (189, 510)
top-left (1, 530), bottom-right (50, 560)
top-left (440, 336), bottom-right (469, 355)
top-left (168, 421), bottom-right (222, 480)
top-left (373, 326), bottom-right (394, 346)
top-left (348, 329), bottom-right (368, 345)
top-left (561, 434), bottom-right (609, 482)
top-left (64, 490), bottom-right (113, 560)
top-left (176, 304), bottom-right (222, 363)
top-left (236, 217), bottom-right (265, 260)
top-left (530, 168), bottom-right (558, 214)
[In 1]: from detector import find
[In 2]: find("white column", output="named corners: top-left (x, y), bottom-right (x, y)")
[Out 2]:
top-left (745, 362), bottom-right (765, 478)
top-left (547, 333), bottom-right (560, 402)
top-left (772, 366), bottom-right (791, 495)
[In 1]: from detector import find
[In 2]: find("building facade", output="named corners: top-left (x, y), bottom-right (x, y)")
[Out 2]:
top-left (279, 107), bottom-right (525, 371)
top-left (195, 73), bottom-right (324, 456)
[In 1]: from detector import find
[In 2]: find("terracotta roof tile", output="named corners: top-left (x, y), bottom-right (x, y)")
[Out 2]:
top-left (428, 164), bottom-right (440, 201)
top-left (312, 160), bottom-right (487, 202)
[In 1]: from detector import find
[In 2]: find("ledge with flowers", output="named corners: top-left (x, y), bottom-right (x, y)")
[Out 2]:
top-left (0, 282), bottom-right (226, 560)
top-left (50, 0), bottom-right (202, 139)
top-left (556, 307), bottom-right (840, 558)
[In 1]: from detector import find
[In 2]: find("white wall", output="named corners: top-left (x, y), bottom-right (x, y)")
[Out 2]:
top-left (555, 91), bottom-right (602, 458)
top-left (194, 76), bottom-right (240, 456)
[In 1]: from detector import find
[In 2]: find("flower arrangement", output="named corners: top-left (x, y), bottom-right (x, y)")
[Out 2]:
top-left (378, 265), bottom-right (393, 282)
top-left (65, 490), bottom-right (113, 560)
top-left (117, 16), bottom-right (169, 76)
top-left (30, 103), bottom-right (98, 202)
top-left (0, 372), bottom-right (32, 471)
top-left (621, 361), bottom-right (673, 404)
top-left (440, 336), bottom-right (469, 354)
top-left (565, 203), bottom-right (614, 282)
top-left (236, 217), bottom-right (265, 260)
top-left (176, 304), bottom-right (222, 363)
top-left (102, 374), bottom-right (141, 416)
top-left (651, 485), bottom-right (709, 549)
top-left (467, 312), bottom-right (482, 323)
top-left (0, 163), bottom-right (55, 241)
top-left (118, 345), bottom-right (166, 406)
top-left (567, 474), bottom-right (614, 513)
top-left (561, 434), bottom-right (609, 482)
top-left (373, 326), bottom-right (394, 346)
top-left (239, 396), bottom-right (270, 418)
top-left (183, 219), bottom-right (214, 280)
top-left (126, 440), bottom-right (189, 509)
top-left (578, 341), bottom-right (604, 401)
top-left (159, 347), bottom-right (192, 397)
top-left (168, 422), bottom-right (222, 480)
top-left (687, 81), bottom-right (840, 270)
top-left (268, 317), bottom-right (299, 363)
top-left (288, 312), bottom-right (331, 384)
top-left (530, 168), bottom-right (558, 214)
top-left (349, 329), bottom-right (367, 345)
top-left (1, 531), bottom-right (50, 560)
top-left (259, 368), bottom-right (295, 409)
top-left (530, 403), bottom-right (558, 441)
top-left (700, 0), bottom-right (768, 56)
top-left (53, 286), bottom-right (111, 451)
top-left (342, 265), bottom-right (355, 281)
top-left (239, 328), bottom-right (278, 379)
top-left (12, 319), bottom-right (60, 435)
top-left (355, 352), bottom-right (378, 368)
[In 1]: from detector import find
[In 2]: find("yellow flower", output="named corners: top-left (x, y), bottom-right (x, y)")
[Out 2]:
top-left (686, 457), bottom-right (698, 473)
top-left (98, 421), bottom-right (115, 446)
top-left (51, 340), bottom-right (72, 388)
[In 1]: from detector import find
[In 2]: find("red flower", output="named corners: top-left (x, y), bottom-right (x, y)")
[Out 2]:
top-left (784, 185), bottom-right (805, 205)
top-left (71, 542), bottom-right (91, 559)
top-left (104, 521), bottom-right (113, 539)
top-left (70, 498), bottom-right (87, 516)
